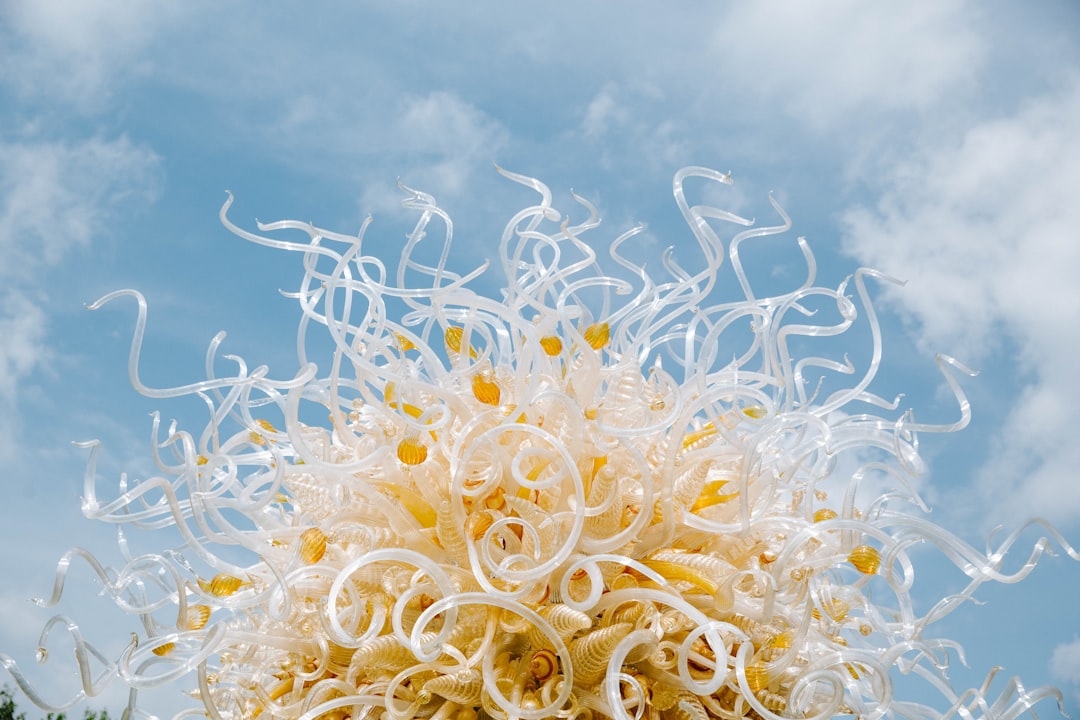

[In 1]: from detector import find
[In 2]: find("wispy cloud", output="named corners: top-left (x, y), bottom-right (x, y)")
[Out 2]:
top-left (0, 135), bottom-right (161, 277)
top-left (1052, 636), bottom-right (1080, 707)
top-left (0, 0), bottom-right (189, 111)
top-left (0, 133), bottom-right (160, 461)
top-left (0, 292), bottom-right (46, 405)
top-left (713, 0), bottom-right (985, 129)
top-left (841, 79), bottom-right (1080, 526)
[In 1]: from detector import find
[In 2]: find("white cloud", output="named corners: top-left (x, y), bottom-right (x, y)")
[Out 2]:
top-left (714, 0), bottom-right (985, 128)
top-left (401, 92), bottom-right (505, 157)
top-left (574, 83), bottom-right (690, 175)
top-left (841, 80), bottom-right (1080, 525)
top-left (354, 91), bottom-right (508, 218)
top-left (0, 133), bottom-right (160, 458)
top-left (582, 85), bottom-right (629, 139)
top-left (0, 134), bottom-right (162, 279)
top-left (0, 292), bottom-right (46, 406)
top-left (0, 0), bottom-right (189, 109)
top-left (1051, 636), bottom-right (1080, 706)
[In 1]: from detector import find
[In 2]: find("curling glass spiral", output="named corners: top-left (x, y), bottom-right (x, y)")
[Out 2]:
top-left (3, 166), bottom-right (1076, 720)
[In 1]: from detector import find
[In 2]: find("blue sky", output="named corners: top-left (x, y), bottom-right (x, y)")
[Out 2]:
top-left (1, 1), bottom-right (1079, 717)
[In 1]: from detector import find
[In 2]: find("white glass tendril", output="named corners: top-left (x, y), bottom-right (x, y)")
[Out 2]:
top-left (2, 166), bottom-right (1076, 720)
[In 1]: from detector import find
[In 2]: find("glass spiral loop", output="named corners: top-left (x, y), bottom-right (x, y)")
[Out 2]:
top-left (2, 166), bottom-right (1076, 720)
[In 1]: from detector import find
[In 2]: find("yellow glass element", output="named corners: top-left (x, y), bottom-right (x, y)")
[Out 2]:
top-left (387, 400), bottom-right (439, 442)
top-left (255, 419), bottom-right (278, 434)
top-left (391, 401), bottom-right (424, 419)
top-left (539, 335), bottom-right (563, 356)
top-left (583, 322), bottom-right (610, 350)
top-left (472, 373), bottom-right (501, 405)
top-left (745, 662), bottom-right (770, 692)
top-left (248, 431), bottom-right (266, 445)
top-left (371, 481), bottom-right (437, 528)
top-left (525, 458), bottom-right (551, 483)
top-left (445, 326), bottom-right (465, 353)
top-left (767, 629), bottom-right (795, 650)
top-left (298, 527), bottom-right (327, 564)
top-left (206, 573), bottom-right (243, 597)
top-left (464, 509), bottom-right (495, 539)
top-left (812, 598), bottom-right (850, 622)
top-left (848, 545), bottom-right (881, 574)
top-left (196, 455), bottom-right (208, 465)
top-left (813, 508), bottom-right (838, 523)
top-left (681, 424), bottom-right (717, 450)
top-left (397, 437), bottom-right (428, 465)
top-left (445, 326), bottom-right (478, 357)
top-left (395, 333), bottom-right (416, 351)
top-left (482, 488), bottom-right (506, 512)
top-left (151, 643), bottom-right (175, 657)
top-left (742, 405), bottom-right (767, 419)
top-left (641, 559), bottom-right (718, 595)
top-left (690, 480), bottom-right (738, 512)
top-left (253, 677), bottom-right (295, 717)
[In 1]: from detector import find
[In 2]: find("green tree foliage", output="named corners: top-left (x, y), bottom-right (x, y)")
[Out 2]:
top-left (0, 688), bottom-right (26, 720)
top-left (0, 689), bottom-right (109, 720)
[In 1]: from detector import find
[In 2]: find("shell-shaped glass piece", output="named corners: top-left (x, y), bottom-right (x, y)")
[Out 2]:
top-left (583, 322), bottom-right (610, 350)
top-left (209, 573), bottom-right (243, 597)
top-left (152, 643), bottom-right (175, 657)
top-left (445, 326), bottom-right (465, 353)
top-left (529, 649), bottom-right (557, 681)
top-left (848, 545), bottom-right (881, 574)
top-left (298, 527), bottom-right (327, 564)
top-left (538, 603), bottom-right (594, 637)
top-left (397, 437), bottom-right (428, 465)
top-left (353, 632), bottom-right (438, 672)
top-left (186, 604), bottom-right (211, 630)
top-left (471, 373), bottom-right (501, 405)
top-left (423, 669), bottom-right (483, 704)
top-left (569, 622), bottom-right (632, 684)
top-left (539, 335), bottom-right (563, 356)
top-left (27, 167), bottom-right (1048, 720)
top-left (445, 326), bottom-right (477, 357)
